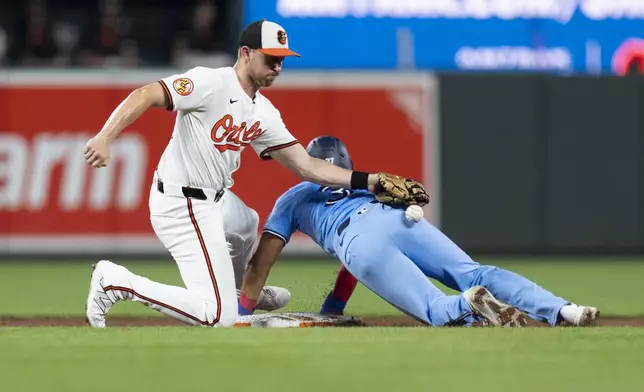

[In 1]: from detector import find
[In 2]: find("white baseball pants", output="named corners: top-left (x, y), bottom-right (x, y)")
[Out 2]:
top-left (101, 178), bottom-right (259, 327)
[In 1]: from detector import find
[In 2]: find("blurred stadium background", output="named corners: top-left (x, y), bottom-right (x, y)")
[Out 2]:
top-left (2, 0), bottom-right (644, 259)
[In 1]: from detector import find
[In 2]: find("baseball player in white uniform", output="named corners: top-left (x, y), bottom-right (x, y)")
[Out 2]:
top-left (83, 20), bottom-right (389, 328)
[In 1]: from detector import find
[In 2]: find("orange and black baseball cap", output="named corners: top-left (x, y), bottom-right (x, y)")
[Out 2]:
top-left (239, 20), bottom-right (301, 58)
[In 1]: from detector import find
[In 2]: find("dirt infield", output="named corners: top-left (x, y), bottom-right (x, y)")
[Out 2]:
top-left (1, 315), bottom-right (644, 327)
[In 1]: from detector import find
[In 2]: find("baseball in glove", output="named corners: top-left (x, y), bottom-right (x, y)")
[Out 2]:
top-left (374, 172), bottom-right (430, 206)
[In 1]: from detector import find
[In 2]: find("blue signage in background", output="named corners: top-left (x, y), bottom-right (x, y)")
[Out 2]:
top-left (243, 0), bottom-right (644, 74)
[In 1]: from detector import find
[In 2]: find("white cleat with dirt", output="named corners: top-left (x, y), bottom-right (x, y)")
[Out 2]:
top-left (464, 286), bottom-right (528, 327)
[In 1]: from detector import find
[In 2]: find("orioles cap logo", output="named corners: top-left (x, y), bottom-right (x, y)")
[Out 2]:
top-left (173, 78), bottom-right (194, 96)
top-left (277, 30), bottom-right (287, 45)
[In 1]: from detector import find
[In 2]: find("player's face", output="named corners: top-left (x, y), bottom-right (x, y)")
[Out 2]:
top-left (250, 51), bottom-right (284, 87)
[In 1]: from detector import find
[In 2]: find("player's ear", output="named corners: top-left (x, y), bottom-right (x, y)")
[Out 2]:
top-left (240, 46), bottom-right (252, 62)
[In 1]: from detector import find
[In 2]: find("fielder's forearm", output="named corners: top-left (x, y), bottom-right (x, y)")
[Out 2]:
top-left (97, 83), bottom-right (166, 142)
top-left (298, 157), bottom-right (352, 187)
top-left (300, 159), bottom-right (380, 190)
top-left (271, 144), bottom-right (379, 190)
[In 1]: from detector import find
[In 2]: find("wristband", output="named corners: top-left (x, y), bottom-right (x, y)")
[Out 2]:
top-left (239, 293), bottom-right (257, 314)
top-left (350, 171), bottom-right (370, 190)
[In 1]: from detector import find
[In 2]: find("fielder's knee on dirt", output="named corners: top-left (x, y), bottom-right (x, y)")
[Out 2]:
top-left (204, 296), bottom-right (237, 327)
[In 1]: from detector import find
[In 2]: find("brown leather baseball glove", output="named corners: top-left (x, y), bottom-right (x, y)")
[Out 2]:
top-left (374, 172), bottom-right (430, 206)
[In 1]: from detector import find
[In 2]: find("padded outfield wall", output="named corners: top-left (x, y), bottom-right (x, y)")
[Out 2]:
top-left (0, 70), bottom-right (438, 257)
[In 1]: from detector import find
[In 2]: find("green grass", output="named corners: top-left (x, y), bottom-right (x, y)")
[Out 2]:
top-left (0, 258), bottom-right (642, 317)
top-left (1, 258), bottom-right (643, 392)
top-left (1, 327), bottom-right (643, 392)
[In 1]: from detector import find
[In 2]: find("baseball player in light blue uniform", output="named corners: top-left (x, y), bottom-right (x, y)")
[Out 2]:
top-left (238, 136), bottom-right (599, 327)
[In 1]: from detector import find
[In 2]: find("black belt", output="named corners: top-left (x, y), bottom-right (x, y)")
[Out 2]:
top-left (157, 178), bottom-right (224, 202)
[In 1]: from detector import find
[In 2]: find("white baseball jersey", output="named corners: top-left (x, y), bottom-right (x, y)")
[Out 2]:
top-left (86, 22), bottom-right (298, 329)
top-left (156, 66), bottom-right (298, 190)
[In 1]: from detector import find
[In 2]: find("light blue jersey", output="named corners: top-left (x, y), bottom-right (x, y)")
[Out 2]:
top-left (263, 182), bottom-right (376, 255)
top-left (264, 182), bottom-right (570, 327)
